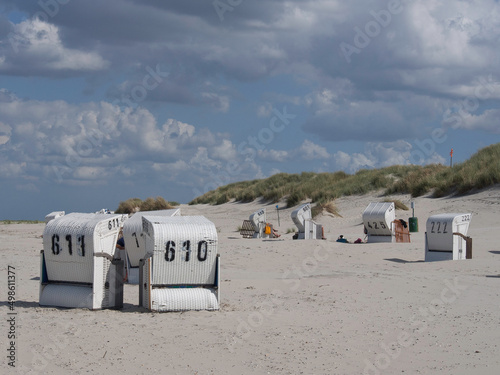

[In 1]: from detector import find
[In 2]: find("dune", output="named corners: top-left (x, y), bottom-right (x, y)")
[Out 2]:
top-left (1, 186), bottom-right (499, 374)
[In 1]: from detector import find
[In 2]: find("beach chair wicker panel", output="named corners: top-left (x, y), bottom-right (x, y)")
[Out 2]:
top-left (426, 213), bottom-right (471, 252)
top-left (143, 216), bottom-right (217, 285)
top-left (291, 204), bottom-right (312, 233)
top-left (143, 216), bottom-right (218, 286)
top-left (362, 202), bottom-right (395, 237)
top-left (240, 220), bottom-right (255, 238)
top-left (45, 211), bottom-right (65, 224)
top-left (39, 284), bottom-right (93, 309)
top-left (139, 256), bottom-right (152, 309)
top-left (123, 209), bottom-right (181, 267)
top-left (425, 213), bottom-right (472, 261)
top-left (43, 213), bottom-right (123, 284)
top-left (151, 287), bottom-right (219, 312)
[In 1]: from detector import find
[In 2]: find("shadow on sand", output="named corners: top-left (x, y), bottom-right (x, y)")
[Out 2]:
top-left (0, 300), bottom-right (147, 313)
top-left (384, 258), bottom-right (425, 264)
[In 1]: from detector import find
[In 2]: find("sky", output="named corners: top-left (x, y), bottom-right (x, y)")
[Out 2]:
top-left (0, 0), bottom-right (499, 220)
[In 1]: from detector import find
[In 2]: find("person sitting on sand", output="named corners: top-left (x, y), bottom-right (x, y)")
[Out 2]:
top-left (336, 235), bottom-right (348, 243)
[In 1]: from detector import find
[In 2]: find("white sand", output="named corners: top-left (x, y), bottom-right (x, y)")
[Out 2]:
top-left (1, 187), bottom-right (499, 374)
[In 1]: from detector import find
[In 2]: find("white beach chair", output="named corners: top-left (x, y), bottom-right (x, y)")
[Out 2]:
top-left (291, 203), bottom-right (324, 239)
top-left (425, 213), bottom-right (472, 261)
top-left (139, 215), bottom-right (220, 312)
top-left (362, 202), bottom-right (396, 243)
top-left (122, 208), bottom-right (181, 284)
top-left (44, 211), bottom-right (65, 224)
top-left (249, 208), bottom-right (267, 238)
top-left (40, 212), bottom-right (127, 309)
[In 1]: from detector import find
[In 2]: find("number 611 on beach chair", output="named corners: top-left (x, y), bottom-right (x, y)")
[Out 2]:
top-left (139, 215), bottom-right (220, 312)
top-left (39, 213), bottom-right (127, 309)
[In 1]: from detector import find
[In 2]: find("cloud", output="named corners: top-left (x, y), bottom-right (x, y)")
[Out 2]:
top-left (333, 141), bottom-right (446, 173)
top-left (0, 95), bottom-right (237, 187)
top-left (296, 139), bottom-right (330, 160)
top-left (302, 88), bottom-right (442, 142)
top-left (447, 108), bottom-right (500, 133)
top-left (0, 18), bottom-right (109, 76)
top-left (257, 149), bottom-right (289, 162)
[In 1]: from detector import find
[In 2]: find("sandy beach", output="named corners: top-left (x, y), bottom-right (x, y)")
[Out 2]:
top-left (1, 187), bottom-right (499, 374)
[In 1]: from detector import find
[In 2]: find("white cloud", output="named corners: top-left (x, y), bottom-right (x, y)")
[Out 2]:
top-left (447, 109), bottom-right (500, 133)
top-left (211, 139), bottom-right (237, 161)
top-left (0, 121), bottom-right (11, 145)
top-left (257, 149), bottom-right (289, 162)
top-left (334, 150), bottom-right (375, 172)
top-left (1, 19), bottom-right (109, 75)
top-left (333, 141), bottom-right (446, 173)
top-left (297, 139), bottom-right (330, 160)
top-left (0, 95), bottom-right (237, 186)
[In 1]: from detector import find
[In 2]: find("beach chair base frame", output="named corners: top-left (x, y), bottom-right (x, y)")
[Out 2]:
top-left (39, 250), bottom-right (124, 310)
top-left (139, 254), bottom-right (220, 312)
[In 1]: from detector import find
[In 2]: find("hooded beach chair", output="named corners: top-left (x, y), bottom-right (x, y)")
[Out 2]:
top-left (122, 208), bottom-right (181, 284)
top-left (139, 215), bottom-right (220, 312)
top-left (291, 203), bottom-right (324, 239)
top-left (425, 213), bottom-right (472, 261)
top-left (40, 212), bottom-right (128, 309)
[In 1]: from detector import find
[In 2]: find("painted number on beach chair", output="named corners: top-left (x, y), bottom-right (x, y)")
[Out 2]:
top-left (108, 218), bottom-right (120, 230)
top-left (367, 221), bottom-right (386, 229)
top-left (164, 240), bottom-right (208, 262)
top-left (132, 232), bottom-right (140, 247)
top-left (51, 234), bottom-right (85, 256)
top-left (430, 221), bottom-right (448, 234)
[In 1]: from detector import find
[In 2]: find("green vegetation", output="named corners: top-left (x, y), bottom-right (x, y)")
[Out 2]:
top-left (387, 143), bottom-right (500, 197)
top-left (0, 220), bottom-right (44, 224)
top-left (189, 143), bottom-right (500, 212)
top-left (115, 196), bottom-right (179, 214)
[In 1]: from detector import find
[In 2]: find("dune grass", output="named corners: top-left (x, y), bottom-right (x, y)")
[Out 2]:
top-left (115, 196), bottom-right (179, 214)
top-left (383, 198), bottom-right (410, 211)
top-left (189, 143), bottom-right (500, 210)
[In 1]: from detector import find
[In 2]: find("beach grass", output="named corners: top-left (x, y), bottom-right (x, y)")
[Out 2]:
top-left (189, 143), bottom-right (500, 209)
top-left (0, 220), bottom-right (44, 224)
top-left (115, 196), bottom-right (179, 214)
